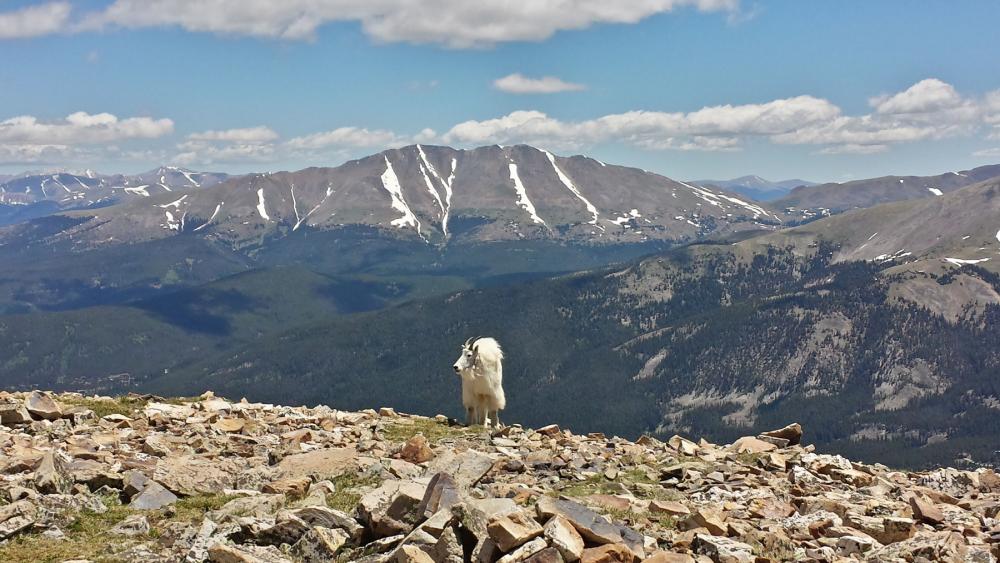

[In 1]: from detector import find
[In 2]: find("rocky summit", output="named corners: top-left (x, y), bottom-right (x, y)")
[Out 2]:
top-left (1, 392), bottom-right (1000, 563)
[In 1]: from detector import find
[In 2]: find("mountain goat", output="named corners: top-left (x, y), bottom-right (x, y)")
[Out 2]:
top-left (452, 337), bottom-right (506, 427)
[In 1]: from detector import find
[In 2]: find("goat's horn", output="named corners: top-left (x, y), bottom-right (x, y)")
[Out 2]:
top-left (464, 337), bottom-right (473, 347)
top-left (472, 336), bottom-right (483, 349)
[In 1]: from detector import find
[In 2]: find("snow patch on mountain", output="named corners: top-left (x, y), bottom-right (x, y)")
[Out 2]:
top-left (542, 149), bottom-right (602, 229)
top-left (380, 156), bottom-right (421, 232)
top-left (256, 188), bottom-right (270, 221)
top-left (508, 161), bottom-right (546, 227)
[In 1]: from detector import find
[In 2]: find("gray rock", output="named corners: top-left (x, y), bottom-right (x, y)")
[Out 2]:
top-left (693, 534), bottom-right (754, 563)
top-left (291, 505), bottom-right (364, 542)
top-left (0, 500), bottom-right (37, 540)
top-left (292, 526), bottom-right (350, 562)
top-left (34, 450), bottom-right (71, 494)
top-left (111, 514), bottom-right (151, 536)
top-left (0, 401), bottom-right (32, 425)
top-left (131, 480), bottom-right (179, 510)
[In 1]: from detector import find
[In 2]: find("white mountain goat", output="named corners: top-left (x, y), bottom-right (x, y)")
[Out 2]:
top-left (452, 337), bottom-right (506, 427)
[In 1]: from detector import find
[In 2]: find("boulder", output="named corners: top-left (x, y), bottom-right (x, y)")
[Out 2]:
top-left (488, 510), bottom-right (544, 551)
top-left (679, 509), bottom-right (727, 537)
top-left (154, 455), bottom-right (237, 496)
top-left (400, 434), bottom-right (435, 464)
top-left (0, 401), bottom-right (32, 425)
top-left (422, 449), bottom-right (494, 489)
top-left (292, 526), bottom-right (350, 562)
top-left (544, 514), bottom-right (585, 562)
top-left (641, 553), bottom-right (696, 563)
top-left (0, 500), bottom-right (37, 540)
top-left (262, 476), bottom-right (311, 499)
top-left (525, 547), bottom-right (567, 563)
top-left (909, 495), bottom-right (945, 525)
top-left (34, 450), bottom-right (71, 494)
top-left (130, 480), bottom-right (179, 510)
top-left (730, 436), bottom-right (777, 454)
top-left (276, 447), bottom-right (357, 481)
top-left (110, 514), bottom-right (151, 536)
top-left (692, 534), bottom-right (753, 563)
top-left (25, 391), bottom-right (62, 421)
top-left (580, 544), bottom-right (635, 563)
top-left (207, 542), bottom-right (294, 563)
top-left (291, 506), bottom-right (364, 542)
top-left (759, 423), bottom-right (803, 446)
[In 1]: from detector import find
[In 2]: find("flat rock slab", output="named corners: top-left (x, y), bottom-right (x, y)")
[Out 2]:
top-left (422, 449), bottom-right (494, 489)
top-left (154, 455), bottom-right (239, 496)
top-left (277, 447), bottom-right (357, 480)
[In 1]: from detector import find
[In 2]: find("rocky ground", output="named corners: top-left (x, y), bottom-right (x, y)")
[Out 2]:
top-left (1, 391), bottom-right (999, 562)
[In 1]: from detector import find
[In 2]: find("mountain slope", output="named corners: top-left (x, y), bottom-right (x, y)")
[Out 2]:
top-left (773, 164), bottom-right (1000, 221)
top-left (691, 175), bottom-right (816, 201)
top-left (0, 145), bottom-right (779, 313)
top-left (136, 239), bottom-right (1000, 468)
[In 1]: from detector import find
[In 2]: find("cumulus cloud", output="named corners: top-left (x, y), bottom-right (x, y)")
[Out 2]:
top-left (0, 111), bottom-right (174, 164)
top-left (870, 79), bottom-right (964, 115)
top-left (973, 147), bottom-right (1000, 158)
top-left (0, 2), bottom-right (71, 39)
top-left (66, 0), bottom-right (738, 47)
top-left (493, 73), bottom-right (586, 94)
top-left (0, 112), bottom-right (174, 145)
top-left (286, 127), bottom-right (405, 150)
top-left (188, 126), bottom-right (279, 143)
top-left (173, 124), bottom-right (434, 165)
top-left (443, 96), bottom-right (840, 150)
top-left (441, 79), bottom-right (1000, 154)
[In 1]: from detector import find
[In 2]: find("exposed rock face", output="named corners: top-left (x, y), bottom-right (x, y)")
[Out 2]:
top-left (1, 392), bottom-right (1000, 563)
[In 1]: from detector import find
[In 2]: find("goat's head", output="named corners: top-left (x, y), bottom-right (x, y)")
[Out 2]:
top-left (453, 336), bottom-right (481, 374)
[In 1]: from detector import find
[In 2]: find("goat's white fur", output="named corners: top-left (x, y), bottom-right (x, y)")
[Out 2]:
top-left (453, 337), bottom-right (506, 427)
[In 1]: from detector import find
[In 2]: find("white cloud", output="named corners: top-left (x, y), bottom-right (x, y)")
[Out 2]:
top-left (0, 112), bottom-right (174, 145)
top-left (0, 2), bottom-right (71, 39)
top-left (70, 0), bottom-right (738, 47)
top-left (816, 143), bottom-right (889, 155)
top-left (0, 144), bottom-right (74, 165)
top-left (443, 96), bottom-right (839, 151)
top-left (174, 142), bottom-right (276, 166)
top-left (871, 79), bottom-right (964, 115)
top-left (973, 147), bottom-right (1000, 158)
top-left (188, 126), bottom-right (279, 143)
top-left (0, 111), bottom-right (173, 164)
top-left (493, 73), bottom-right (586, 94)
top-left (286, 127), bottom-right (404, 150)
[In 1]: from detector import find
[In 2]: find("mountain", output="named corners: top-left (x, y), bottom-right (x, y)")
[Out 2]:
top-left (132, 178), bottom-right (1000, 468)
top-left (691, 175), bottom-right (817, 201)
top-left (5, 178), bottom-right (1000, 467)
top-left (773, 164), bottom-right (1000, 222)
top-left (6, 152), bottom-right (1000, 468)
top-left (0, 166), bottom-right (232, 227)
top-left (0, 145), bottom-right (780, 313)
top-left (24, 144), bottom-right (780, 250)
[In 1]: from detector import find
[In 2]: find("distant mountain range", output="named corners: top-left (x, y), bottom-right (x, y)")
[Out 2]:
top-left (9, 145), bottom-right (779, 252)
top-left (690, 175), bottom-right (817, 201)
top-left (0, 167), bottom-right (232, 227)
top-left (773, 164), bottom-right (1000, 222)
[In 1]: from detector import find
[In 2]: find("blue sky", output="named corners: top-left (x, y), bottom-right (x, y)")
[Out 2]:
top-left (1, 1), bottom-right (999, 183)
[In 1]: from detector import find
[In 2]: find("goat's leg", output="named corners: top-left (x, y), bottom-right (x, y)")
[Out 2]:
top-left (465, 406), bottom-right (476, 427)
top-left (492, 410), bottom-right (503, 429)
